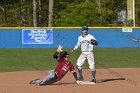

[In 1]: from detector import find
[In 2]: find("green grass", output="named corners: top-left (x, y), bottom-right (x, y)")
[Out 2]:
top-left (0, 48), bottom-right (140, 72)
top-left (94, 48), bottom-right (140, 68)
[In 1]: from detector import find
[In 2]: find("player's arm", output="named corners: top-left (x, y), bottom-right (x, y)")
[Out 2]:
top-left (69, 63), bottom-right (79, 81)
top-left (132, 38), bottom-right (140, 42)
top-left (72, 71), bottom-right (78, 81)
top-left (70, 69), bottom-right (80, 84)
top-left (53, 52), bottom-right (59, 60)
top-left (53, 45), bottom-right (63, 60)
top-left (71, 37), bottom-right (81, 52)
top-left (71, 45), bottom-right (79, 52)
top-left (54, 60), bottom-right (62, 74)
top-left (71, 69), bottom-right (80, 84)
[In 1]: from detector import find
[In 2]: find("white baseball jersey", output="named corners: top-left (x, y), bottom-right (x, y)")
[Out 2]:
top-left (73, 34), bottom-right (96, 52)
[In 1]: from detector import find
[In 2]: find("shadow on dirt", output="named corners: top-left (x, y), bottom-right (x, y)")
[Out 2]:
top-left (97, 78), bottom-right (125, 83)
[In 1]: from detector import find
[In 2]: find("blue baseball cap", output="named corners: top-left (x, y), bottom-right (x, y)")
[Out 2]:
top-left (82, 26), bottom-right (88, 30)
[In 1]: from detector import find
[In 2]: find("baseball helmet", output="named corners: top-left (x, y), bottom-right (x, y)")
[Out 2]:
top-left (82, 25), bottom-right (88, 30)
top-left (60, 51), bottom-right (69, 58)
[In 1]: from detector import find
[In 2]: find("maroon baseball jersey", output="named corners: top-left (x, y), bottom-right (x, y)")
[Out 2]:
top-left (54, 58), bottom-right (75, 80)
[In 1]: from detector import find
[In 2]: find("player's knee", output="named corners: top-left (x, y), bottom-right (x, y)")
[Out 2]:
top-left (89, 65), bottom-right (95, 71)
top-left (76, 65), bottom-right (82, 70)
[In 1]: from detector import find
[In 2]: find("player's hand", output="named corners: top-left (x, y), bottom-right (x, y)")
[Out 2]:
top-left (76, 80), bottom-right (80, 84)
top-left (71, 49), bottom-right (74, 53)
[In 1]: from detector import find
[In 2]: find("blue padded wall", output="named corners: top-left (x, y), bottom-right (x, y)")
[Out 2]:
top-left (0, 28), bottom-right (140, 48)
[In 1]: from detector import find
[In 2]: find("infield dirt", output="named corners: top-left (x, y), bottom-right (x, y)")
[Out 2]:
top-left (0, 68), bottom-right (139, 93)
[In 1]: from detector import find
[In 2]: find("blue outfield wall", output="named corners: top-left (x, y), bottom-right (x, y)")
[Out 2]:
top-left (0, 27), bottom-right (140, 48)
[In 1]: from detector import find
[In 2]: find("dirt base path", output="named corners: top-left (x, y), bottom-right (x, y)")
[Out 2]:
top-left (0, 68), bottom-right (139, 93)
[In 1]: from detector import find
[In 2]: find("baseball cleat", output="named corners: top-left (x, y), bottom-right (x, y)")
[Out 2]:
top-left (36, 81), bottom-right (44, 86)
top-left (29, 79), bottom-right (40, 84)
top-left (91, 78), bottom-right (96, 83)
top-left (78, 77), bottom-right (84, 81)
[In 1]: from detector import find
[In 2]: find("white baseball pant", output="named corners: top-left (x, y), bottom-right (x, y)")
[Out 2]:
top-left (76, 52), bottom-right (95, 71)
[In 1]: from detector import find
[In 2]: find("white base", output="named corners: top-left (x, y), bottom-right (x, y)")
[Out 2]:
top-left (79, 81), bottom-right (95, 85)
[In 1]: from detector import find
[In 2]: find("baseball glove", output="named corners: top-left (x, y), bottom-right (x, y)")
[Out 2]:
top-left (90, 39), bottom-right (98, 45)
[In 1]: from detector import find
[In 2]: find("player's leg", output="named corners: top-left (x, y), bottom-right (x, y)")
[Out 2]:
top-left (87, 53), bottom-right (96, 83)
top-left (36, 70), bottom-right (58, 85)
top-left (90, 66), bottom-right (96, 83)
top-left (76, 53), bottom-right (86, 81)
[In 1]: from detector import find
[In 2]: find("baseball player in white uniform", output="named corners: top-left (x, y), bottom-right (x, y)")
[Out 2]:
top-left (72, 26), bottom-right (98, 83)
